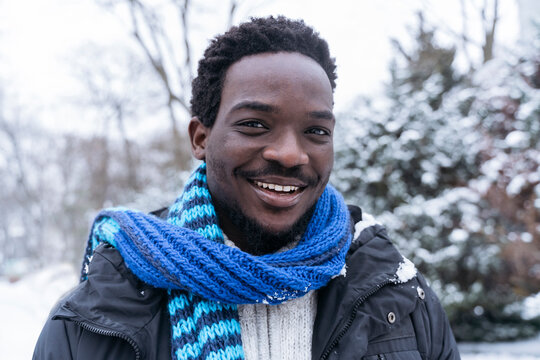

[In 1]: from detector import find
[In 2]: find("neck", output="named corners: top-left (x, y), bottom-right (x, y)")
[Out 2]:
top-left (217, 211), bottom-right (253, 253)
top-left (213, 203), bottom-right (315, 256)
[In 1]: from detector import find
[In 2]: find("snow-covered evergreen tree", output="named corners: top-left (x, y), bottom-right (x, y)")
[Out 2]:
top-left (333, 19), bottom-right (540, 341)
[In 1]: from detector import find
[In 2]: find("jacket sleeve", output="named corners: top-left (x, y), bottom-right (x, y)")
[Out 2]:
top-left (415, 274), bottom-right (461, 360)
top-left (33, 317), bottom-right (76, 360)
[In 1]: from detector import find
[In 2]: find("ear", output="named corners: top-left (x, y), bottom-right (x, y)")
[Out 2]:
top-left (188, 117), bottom-right (210, 160)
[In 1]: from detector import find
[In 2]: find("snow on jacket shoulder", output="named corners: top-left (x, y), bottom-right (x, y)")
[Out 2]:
top-left (33, 205), bottom-right (460, 359)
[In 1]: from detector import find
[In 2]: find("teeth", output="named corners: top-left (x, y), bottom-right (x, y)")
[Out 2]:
top-left (255, 181), bottom-right (299, 193)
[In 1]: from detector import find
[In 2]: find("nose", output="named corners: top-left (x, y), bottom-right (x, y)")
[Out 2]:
top-left (262, 130), bottom-right (309, 168)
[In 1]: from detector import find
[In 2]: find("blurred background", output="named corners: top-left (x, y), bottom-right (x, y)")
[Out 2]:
top-left (0, 0), bottom-right (539, 358)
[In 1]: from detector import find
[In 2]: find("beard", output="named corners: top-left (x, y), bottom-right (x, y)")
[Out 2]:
top-left (213, 195), bottom-right (316, 256)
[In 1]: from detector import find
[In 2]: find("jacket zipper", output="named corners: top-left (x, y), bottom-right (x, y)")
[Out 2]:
top-left (74, 320), bottom-right (141, 360)
top-left (319, 279), bottom-right (393, 360)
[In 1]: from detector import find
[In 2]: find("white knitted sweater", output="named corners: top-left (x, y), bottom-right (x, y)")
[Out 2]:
top-left (224, 237), bottom-right (317, 360)
top-left (237, 291), bottom-right (317, 360)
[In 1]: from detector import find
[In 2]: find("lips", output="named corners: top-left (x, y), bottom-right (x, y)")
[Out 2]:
top-left (253, 181), bottom-right (299, 193)
top-left (248, 178), bottom-right (306, 208)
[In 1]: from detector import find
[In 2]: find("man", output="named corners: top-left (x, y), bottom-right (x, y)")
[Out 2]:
top-left (34, 16), bottom-right (460, 359)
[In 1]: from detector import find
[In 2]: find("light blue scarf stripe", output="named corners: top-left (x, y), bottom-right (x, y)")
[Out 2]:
top-left (174, 321), bottom-right (242, 360)
top-left (195, 224), bottom-right (223, 240)
top-left (204, 345), bottom-right (244, 360)
top-left (180, 204), bottom-right (218, 226)
top-left (197, 320), bottom-right (242, 345)
top-left (168, 292), bottom-right (192, 315)
top-left (172, 301), bottom-right (237, 339)
top-left (182, 186), bottom-right (212, 202)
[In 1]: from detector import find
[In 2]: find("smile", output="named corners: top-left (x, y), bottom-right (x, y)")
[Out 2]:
top-left (248, 178), bottom-right (306, 208)
top-left (254, 181), bottom-right (300, 193)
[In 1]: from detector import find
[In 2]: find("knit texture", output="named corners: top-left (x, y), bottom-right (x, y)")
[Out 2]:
top-left (81, 163), bottom-right (351, 360)
top-left (237, 291), bottom-right (317, 360)
top-left (222, 235), bottom-right (317, 360)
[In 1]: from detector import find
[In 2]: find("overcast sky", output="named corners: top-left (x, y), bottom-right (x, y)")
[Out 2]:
top-left (0, 0), bottom-right (521, 133)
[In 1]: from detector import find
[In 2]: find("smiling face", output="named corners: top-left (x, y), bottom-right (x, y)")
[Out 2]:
top-left (189, 52), bottom-right (334, 253)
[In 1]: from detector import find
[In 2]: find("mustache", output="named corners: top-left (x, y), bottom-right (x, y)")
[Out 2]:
top-left (235, 163), bottom-right (318, 187)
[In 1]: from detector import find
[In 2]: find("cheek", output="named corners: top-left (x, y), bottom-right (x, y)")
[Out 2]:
top-left (211, 135), bottom-right (261, 167)
top-left (310, 145), bottom-right (334, 180)
top-left (205, 134), bottom-right (258, 186)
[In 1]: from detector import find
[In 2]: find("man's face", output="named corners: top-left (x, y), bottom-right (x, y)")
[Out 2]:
top-left (189, 52), bottom-right (334, 252)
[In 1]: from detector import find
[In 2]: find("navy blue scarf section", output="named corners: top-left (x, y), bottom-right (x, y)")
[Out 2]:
top-left (81, 163), bottom-right (351, 360)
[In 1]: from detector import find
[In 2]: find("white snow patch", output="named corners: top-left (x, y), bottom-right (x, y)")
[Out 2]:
top-left (507, 174), bottom-right (527, 196)
top-left (385, 120), bottom-right (403, 133)
top-left (516, 97), bottom-right (540, 121)
top-left (0, 263), bottom-right (77, 359)
top-left (353, 212), bottom-right (381, 240)
top-left (334, 264), bottom-right (347, 278)
top-left (449, 228), bottom-right (469, 243)
top-left (522, 232), bottom-right (533, 243)
top-left (400, 129), bottom-right (422, 142)
top-left (481, 153), bottom-right (508, 181)
top-left (459, 333), bottom-right (540, 359)
top-left (421, 172), bottom-right (437, 186)
top-left (365, 167), bottom-right (384, 183)
top-left (461, 354), bottom-right (540, 360)
top-left (469, 178), bottom-right (492, 195)
top-left (505, 130), bottom-right (529, 148)
top-left (393, 257), bottom-right (417, 284)
top-left (523, 292), bottom-right (540, 320)
top-left (472, 58), bottom-right (507, 86)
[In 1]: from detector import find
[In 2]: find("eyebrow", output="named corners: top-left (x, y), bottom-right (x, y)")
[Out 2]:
top-left (309, 110), bottom-right (335, 121)
top-left (230, 100), bottom-right (334, 120)
top-left (230, 101), bottom-right (278, 114)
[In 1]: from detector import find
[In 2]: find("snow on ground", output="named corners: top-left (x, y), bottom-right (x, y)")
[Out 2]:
top-left (0, 263), bottom-right (77, 359)
top-left (0, 265), bottom-right (539, 359)
top-left (463, 356), bottom-right (540, 360)
top-left (459, 333), bottom-right (540, 360)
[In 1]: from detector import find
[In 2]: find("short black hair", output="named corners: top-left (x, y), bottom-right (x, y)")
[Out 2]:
top-left (191, 16), bottom-right (337, 127)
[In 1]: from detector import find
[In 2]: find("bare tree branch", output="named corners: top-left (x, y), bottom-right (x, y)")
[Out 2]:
top-left (482, 0), bottom-right (499, 63)
top-left (180, 0), bottom-right (193, 85)
top-left (0, 119), bottom-right (33, 203)
top-left (419, 0), bottom-right (483, 49)
top-left (459, 0), bottom-right (475, 71)
top-left (390, 38), bottom-right (412, 62)
top-left (228, 0), bottom-right (238, 29)
top-left (128, 0), bottom-right (189, 112)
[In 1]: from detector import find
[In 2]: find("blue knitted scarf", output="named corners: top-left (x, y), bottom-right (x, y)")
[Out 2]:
top-left (81, 163), bottom-right (351, 360)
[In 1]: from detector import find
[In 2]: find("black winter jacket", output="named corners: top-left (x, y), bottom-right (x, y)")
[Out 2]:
top-left (33, 206), bottom-right (460, 359)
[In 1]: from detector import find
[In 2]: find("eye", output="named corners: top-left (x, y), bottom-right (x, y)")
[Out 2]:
top-left (236, 120), bottom-right (268, 135)
top-left (239, 120), bottom-right (266, 128)
top-left (306, 127), bottom-right (331, 136)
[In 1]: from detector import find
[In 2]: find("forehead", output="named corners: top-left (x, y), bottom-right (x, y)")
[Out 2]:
top-left (220, 52), bottom-right (333, 110)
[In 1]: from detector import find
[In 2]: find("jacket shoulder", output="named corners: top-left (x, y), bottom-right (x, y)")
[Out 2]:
top-left (313, 209), bottom-right (460, 359)
top-left (33, 315), bottom-right (136, 360)
top-left (34, 244), bottom-right (169, 359)
top-left (150, 206), bottom-right (169, 219)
